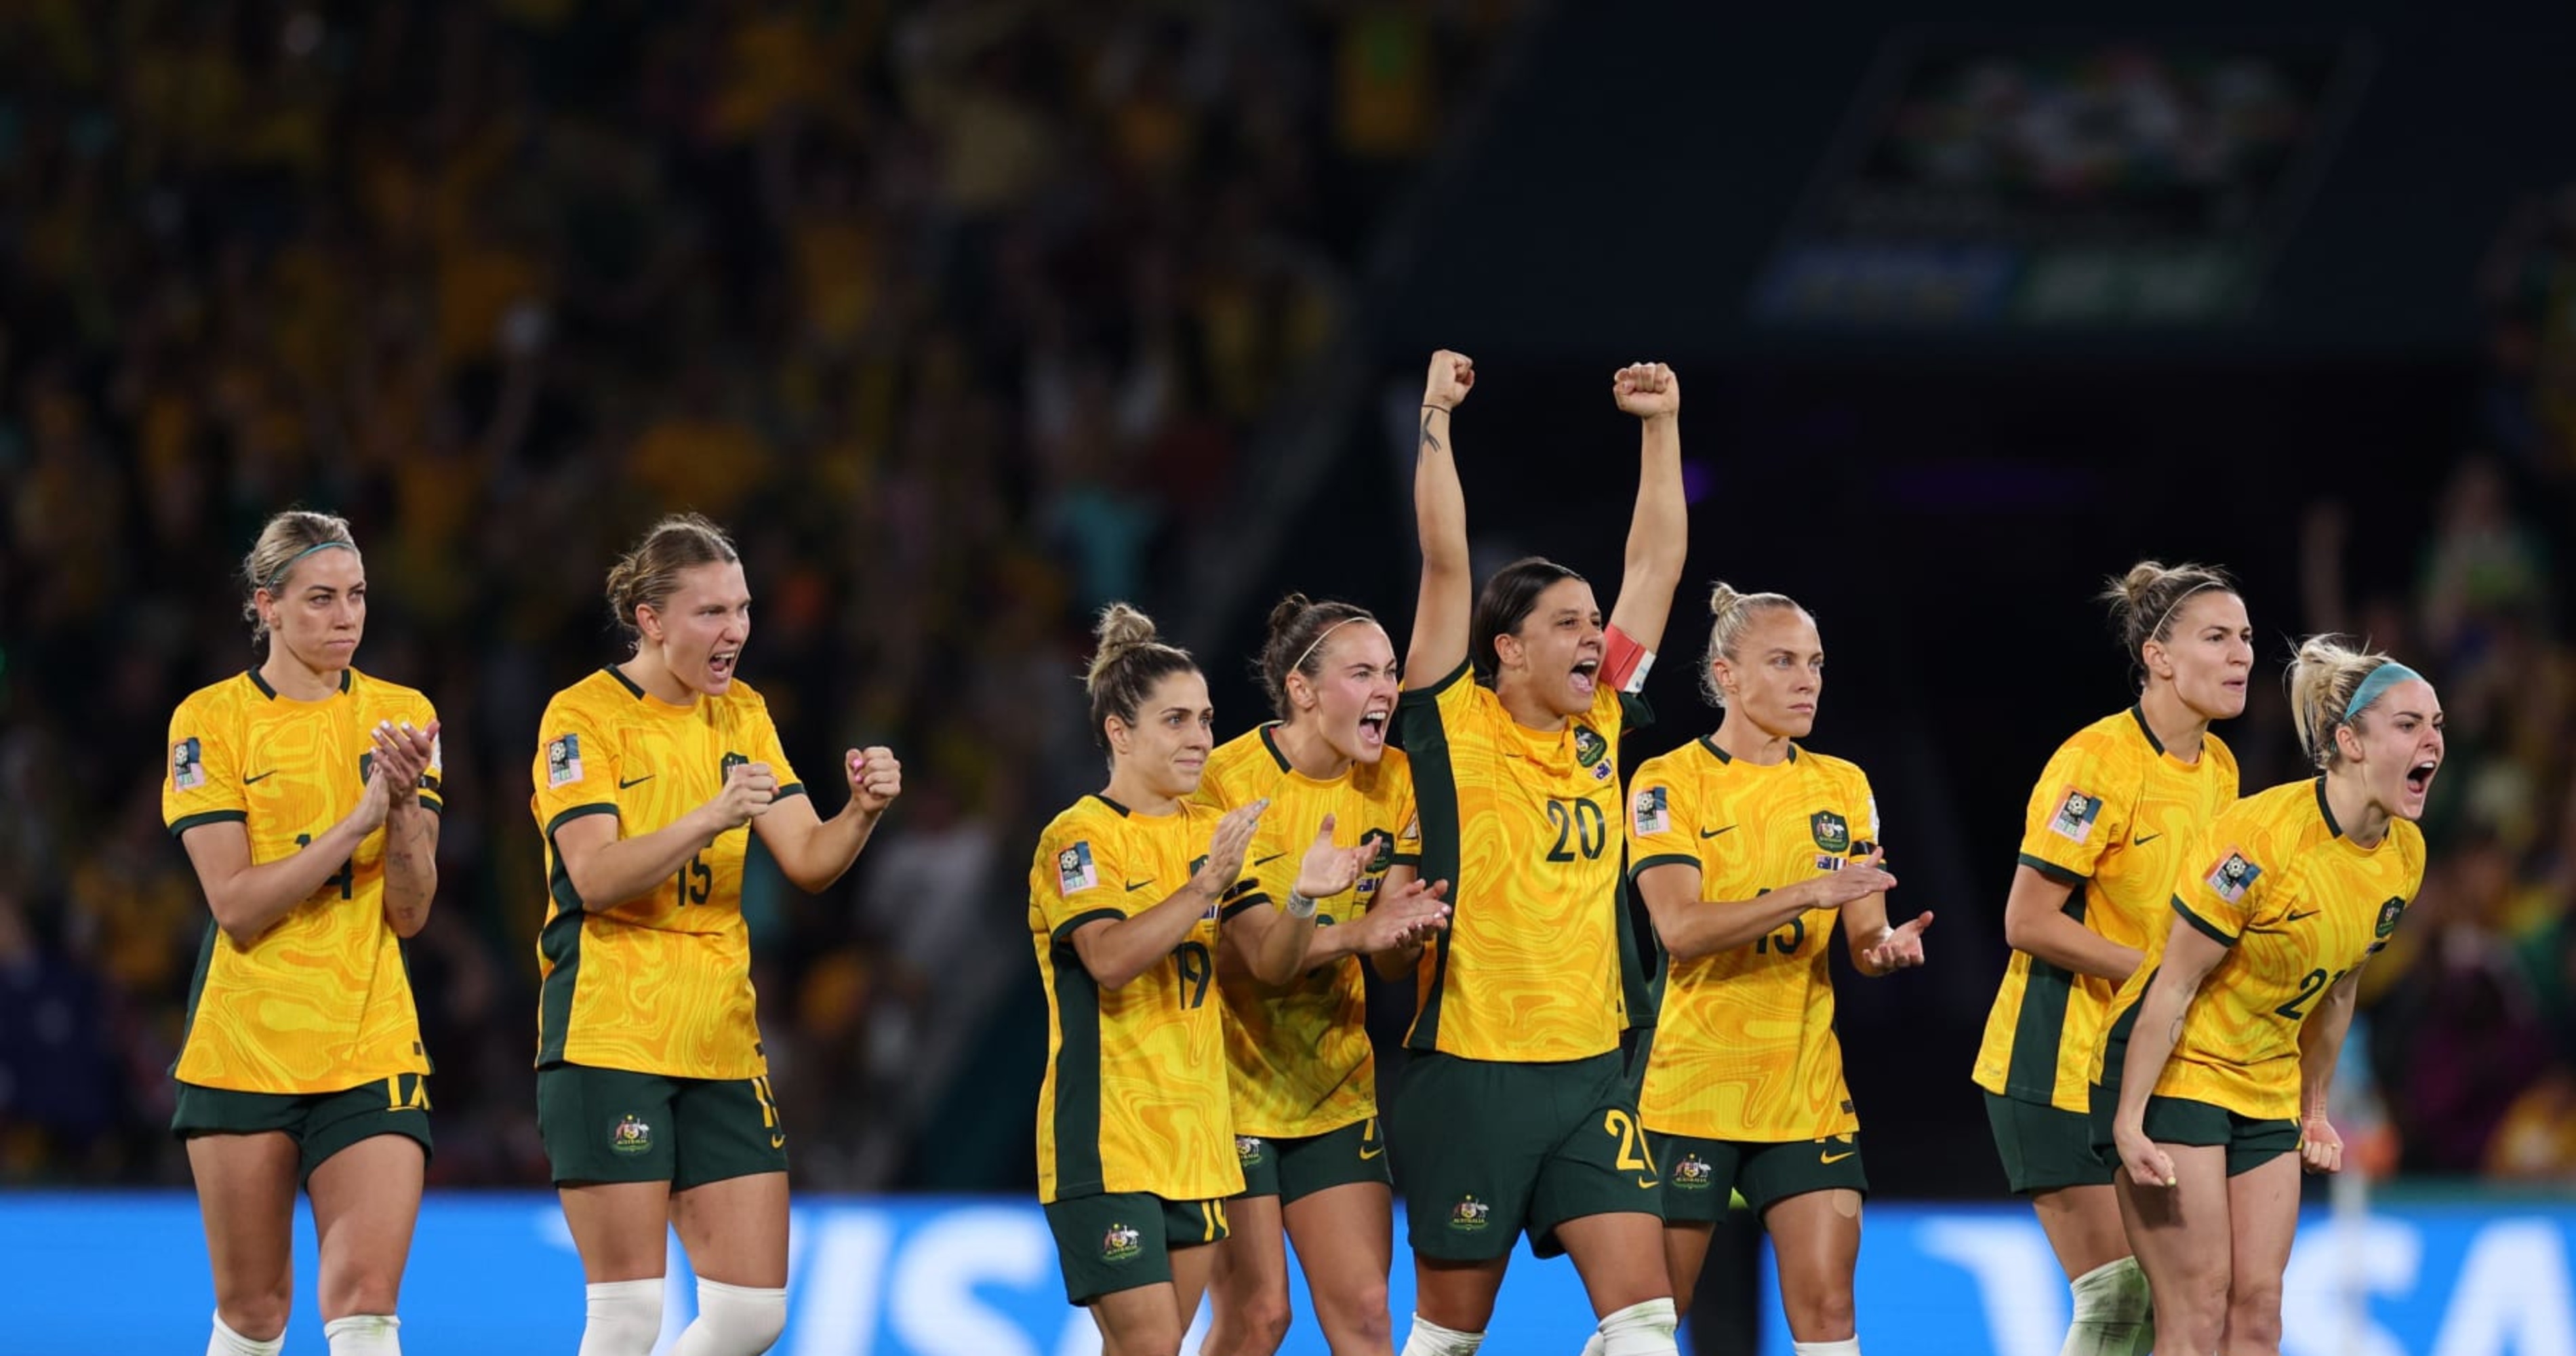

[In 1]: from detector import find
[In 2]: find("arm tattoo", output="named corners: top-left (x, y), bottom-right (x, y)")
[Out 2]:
top-left (1419, 407), bottom-right (1443, 454)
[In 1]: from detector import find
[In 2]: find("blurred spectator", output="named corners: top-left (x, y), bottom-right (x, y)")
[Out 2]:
top-left (0, 0), bottom-right (1523, 1186)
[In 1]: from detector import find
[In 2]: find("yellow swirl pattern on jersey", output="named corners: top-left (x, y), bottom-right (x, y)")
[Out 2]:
top-left (529, 667), bottom-right (802, 1079)
top-left (1628, 738), bottom-right (1875, 1140)
top-left (1973, 707), bottom-right (2238, 1111)
top-left (1398, 661), bottom-right (1650, 1062)
top-left (1031, 795), bottom-right (1255, 1203)
top-left (163, 669), bottom-right (442, 1093)
top-left (2097, 776), bottom-right (2423, 1120)
top-left (1192, 725), bottom-right (1420, 1138)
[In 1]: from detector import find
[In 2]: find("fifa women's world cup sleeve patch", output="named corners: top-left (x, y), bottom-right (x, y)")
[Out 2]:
top-left (1058, 841), bottom-right (1101, 896)
top-left (2173, 843), bottom-right (2260, 946)
top-left (2047, 786), bottom-right (2104, 844)
top-left (173, 737), bottom-right (209, 791)
top-left (1632, 784), bottom-right (1670, 837)
top-left (546, 733), bottom-right (586, 788)
top-left (2205, 850), bottom-right (2261, 904)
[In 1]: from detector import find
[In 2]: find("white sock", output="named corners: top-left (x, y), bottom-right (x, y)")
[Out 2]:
top-left (2062, 1256), bottom-right (2153, 1356)
top-left (209, 1313), bottom-right (285, 1356)
top-left (671, 1277), bottom-right (789, 1356)
top-left (1597, 1298), bottom-right (1680, 1356)
top-left (1399, 1313), bottom-right (1486, 1356)
top-left (579, 1278), bottom-right (666, 1356)
top-left (323, 1314), bottom-right (402, 1355)
top-left (1790, 1340), bottom-right (1859, 1355)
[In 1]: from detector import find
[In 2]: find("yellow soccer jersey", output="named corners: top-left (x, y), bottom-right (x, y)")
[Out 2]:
top-left (2098, 777), bottom-right (2423, 1121)
top-left (163, 669), bottom-right (443, 1093)
top-left (529, 666), bottom-right (802, 1080)
top-left (1191, 725), bottom-right (1421, 1138)
top-left (1627, 738), bottom-right (1875, 1140)
top-left (1973, 708), bottom-right (2238, 1112)
top-left (1398, 660), bottom-right (1651, 1062)
top-left (1030, 795), bottom-right (1256, 1203)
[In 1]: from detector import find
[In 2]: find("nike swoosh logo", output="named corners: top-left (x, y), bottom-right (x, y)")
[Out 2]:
top-left (1700, 825), bottom-right (1735, 839)
top-left (619, 774), bottom-right (653, 789)
top-left (1251, 853), bottom-right (1285, 868)
top-left (2284, 910), bottom-right (2319, 923)
top-left (1634, 1174), bottom-right (1659, 1189)
top-left (1359, 1146), bottom-right (1384, 1161)
top-left (2134, 833), bottom-right (2163, 845)
top-left (243, 771), bottom-right (277, 784)
top-left (1820, 1151), bottom-right (1857, 1165)
top-left (770, 1134), bottom-right (786, 1149)
top-left (1125, 880), bottom-right (1155, 892)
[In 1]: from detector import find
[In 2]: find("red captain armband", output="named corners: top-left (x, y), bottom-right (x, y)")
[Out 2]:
top-left (1603, 626), bottom-right (1655, 694)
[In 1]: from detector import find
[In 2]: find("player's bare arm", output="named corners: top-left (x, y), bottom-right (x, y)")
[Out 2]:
top-left (2110, 919), bottom-right (2229, 1188)
top-left (554, 760), bottom-right (775, 909)
top-left (182, 765), bottom-right (395, 947)
top-left (1604, 361), bottom-right (1687, 654)
top-left (374, 718), bottom-right (441, 938)
top-left (2295, 963), bottom-right (2366, 1174)
top-left (754, 744), bottom-right (904, 892)
top-left (2000, 863), bottom-right (2144, 982)
top-left (1407, 350), bottom-right (1476, 686)
top-left (1076, 801), bottom-right (1266, 990)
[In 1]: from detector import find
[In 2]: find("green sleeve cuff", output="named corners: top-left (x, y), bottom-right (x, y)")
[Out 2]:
top-left (1221, 893), bottom-right (1274, 923)
top-left (1630, 852), bottom-right (1700, 882)
top-left (167, 809), bottom-right (248, 839)
top-left (544, 803), bottom-right (620, 839)
top-left (776, 782), bottom-right (807, 800)
top-left (2171, 896), bottom-right (2238, 949)
top-left (1050, 906), bottom-right (1127, 944)
top-left (2016, 852), bottom-right (2085, 886)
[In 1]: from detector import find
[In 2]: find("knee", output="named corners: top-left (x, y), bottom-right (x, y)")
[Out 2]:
top-left (583, 1278), bottom-right (666, 1356)
top-left (691, 1277), bottom-right (787, 1356)
top-left (1247, 1292), bottom-right (1295, 1351)
top-left (1319, 1279), bottom-right (1392, 1349)
top-left (320, 1260), bottom-right (407, 1321)
top-left (214, 1277), bottom-right (294, 1343)
top-left (2156, 1273), bottom-right (2232, 1347)
top-left (216, 1295), bottom-right (293, 1345)
top-left (1782, 1285), bottom-right (1855, 1342)
top-left (2228, 1279), bottom-right (2285, 1348)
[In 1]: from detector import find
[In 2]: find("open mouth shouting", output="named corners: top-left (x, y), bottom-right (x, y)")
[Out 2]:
top-left (708, 647), bottom-right (741, 686)
top-left (2400, 755), bottom-right (2439, 813)
top-left (1570, 655), bottom-right (1601, 701)
top-left (1358, 701), bottom-right (1393, 753)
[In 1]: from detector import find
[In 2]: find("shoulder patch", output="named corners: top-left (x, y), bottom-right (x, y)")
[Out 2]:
top-left (1809, 808), bottom-right (1851, 854)
top-left (546, 734), bottom-right (586, 789)
top-left (1632, 785), bottom-right (1670, 837)
top-left (172, 738), bottom-right (206, 792)
top-left (2206, 849), bottom-right (2262, 904)
top-left (2047, 786), bottom-right (2103, 844)
top-left (1057, 841), bottom-right (1099, 896)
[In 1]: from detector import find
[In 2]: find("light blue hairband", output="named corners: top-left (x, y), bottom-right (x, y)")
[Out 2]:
top-left (2343, 661), bottom-right (2423, 723)
top-left (268, 540), bottom-right (357, 592)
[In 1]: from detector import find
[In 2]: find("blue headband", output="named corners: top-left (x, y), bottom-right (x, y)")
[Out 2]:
top-left (267, 540), bottom-right (357, 592)
top-left (2343, 661), bottom-right (2424, 724)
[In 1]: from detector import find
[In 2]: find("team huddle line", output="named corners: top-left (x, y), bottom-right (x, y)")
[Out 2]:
top-left (159, 353), bottom-right (2441, 1356)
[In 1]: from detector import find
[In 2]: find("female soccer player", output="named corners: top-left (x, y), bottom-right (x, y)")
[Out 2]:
top-left (1622, 583), bottom-right (1923, 1356)
top-left (1195, 595), bottom-right (1454, 1356)
top-left (165, 510), bottom-right (443, 1356)
top-left (1972, 562), bottom-right (2250, 1356)
top-left (1031, 603), bottom-right (1405, 1356)
top-left (1384, 351), bottom-right (1689, 1356)
top-left (531, 513), bottom-right (904, 1356)
top-left (2097, 637), bottom-right (2439, 1355)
